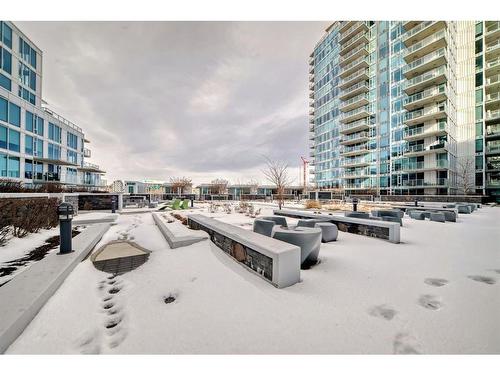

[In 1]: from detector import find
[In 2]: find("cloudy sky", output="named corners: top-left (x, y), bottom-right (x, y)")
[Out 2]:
top-left (17, 21), bottom-right (329, 185)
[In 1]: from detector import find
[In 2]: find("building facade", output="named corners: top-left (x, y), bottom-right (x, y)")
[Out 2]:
top-left (0, 21), bottom-right (104, 189)
top-left (308, 21), bottom-right (491, 197)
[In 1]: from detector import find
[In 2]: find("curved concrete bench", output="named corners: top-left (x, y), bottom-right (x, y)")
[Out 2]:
top-left (345, 211), bottom-right (370, 219)
top-left (373, 210), bottom-right (403, 219)
top-left (422, 211), bottom-right (432, 219)
top-left (441, 210), bottom-right (457, 222)
top-left (409, 211), bottom-right (425, 220)
top-left (296, 219), bottom-right (318, 228)
top-left (253, 218), bottom-right (276, 237)
top-left (315, 222), bottom-right (338, 242)
top-left (272, 226), bottom-right (322, 269)
top-left (457, 205), bottom-right (471, 214)
top-left (430, 212), bottom-right (446, 222)
top-left (261, 216), bottom-right (288, 227)
top-left (381, 216), bottom-right (402, 226)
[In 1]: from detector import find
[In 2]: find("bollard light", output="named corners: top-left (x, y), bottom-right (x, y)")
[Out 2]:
top-left (414, 198), bottom-right (418, 207)
top-left (111, 196), bottom-right (117, 213)
top-left (352, 197), bottom-right (359, 212)
top-left (58, 202), bottom-right (74, 254)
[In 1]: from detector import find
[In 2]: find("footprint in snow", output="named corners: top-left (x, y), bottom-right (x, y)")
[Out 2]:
top-left (368, 304), bottom-right (397, 321)
top-left (424, 278), bottom-right (449, 287)
top-left (418, 294), bottom-right (442, 311)
top-left (468, 275), bottom-right (496, 285)
top-left (393, 332), bottom-right (421, 354)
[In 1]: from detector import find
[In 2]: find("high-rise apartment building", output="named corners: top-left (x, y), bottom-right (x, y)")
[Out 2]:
top-left (309, 21), bottom-right (500, 200)
top-left (0, 21), bottom-right (105, 189)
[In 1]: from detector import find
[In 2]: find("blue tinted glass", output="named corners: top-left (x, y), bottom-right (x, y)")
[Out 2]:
top-left (8, 128), bottom-right (20, 152)
top-left (0, 97), bottom-right (6, 122)
top-left (8, 156), bottom-right (19, 178)
top-left (0, 73), bottom-right (11, 91)
top-left (1, 49), bottom-right (12, 73)
top-left (0, 153), bottom-right (6, 177)
top-left (8, 102), bottom-right (20, 126)
top-left (25, 134), bottom-right (33, 154)
top-left (0, 125), bottom-right (7, 149)
top-left (25, 111), bottom-right (33, 132)
top-left (2, 23), bottom-right (12, 49)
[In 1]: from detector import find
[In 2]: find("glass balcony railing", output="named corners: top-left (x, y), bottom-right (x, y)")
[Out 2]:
top-left (404, 21), bottom-right (438, 40)
top-left (341, 143), bottom-right (370, 154)
top-left (486, 142), bottom-right (500, 153)
top-left (340, 55), bottom-right (368, 74)
top-left (340, 31), bottom-right (368, 52)
top-left (340, 118), bottom-right (371, 132)
top-left (404, 29), bottom-right (447, 57)
top-left (486, 57), bottom-right (500, 70)
top-left (404, 66), bottom-right (447, 90)
top-left (486, 74), bottom-right (500, 86)
top-left (343, 168), bottom-right (370, 177)
top-left (403, 48), bottom-right (447, 75)
top-left (340, 156), bottom-right (370, 166)
top-left (340, 68), bottom-right (369, 86)
top-left (340, 43), bottom-right (369, 64)
top-left (486, 92), bottom-right (500, 102)
top-left (341, 105), bottom-right (370, 121)
top-left (340, 131), bottom-right (369, 143)
top-left (404, 85), bottom-right (446, 106)
top-left (340, 80), bottom-right (369, 97)
top-left (487, 109), bottom-right (500, 121)
top-left (486, 21), bottom-right (500, 34)
top-left (340, 21), bottom-right (369, 41)
top-left (341, 93), bottom-right (368, 108)
top-left (486, 124), bottom-right (500, 136)
top-left (404, 105), bottom-right (446, 123)
top-left (401, 178), bottom-right (448, 187)
top-left (486, 39), bottom-right (500, 53)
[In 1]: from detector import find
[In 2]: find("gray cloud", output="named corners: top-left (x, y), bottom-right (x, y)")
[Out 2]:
top-left (16, 21), bottom-right (328, 184)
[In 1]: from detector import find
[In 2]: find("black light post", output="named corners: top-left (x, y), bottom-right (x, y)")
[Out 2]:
top-left (414, 198), bottom-right (418, 207)
top-left (111, 196), bottom-right (117, 213)
top-left (352, 197), bottom-right (359, 212)
top-left (58, 202), bottom-right (74, 254)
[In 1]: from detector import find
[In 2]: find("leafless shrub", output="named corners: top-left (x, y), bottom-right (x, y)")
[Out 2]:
top-left (305, 200), bottom-right (322, 209)
top-left (170, 177), bottom-right (193, 195)
top-left (262, 157), bottom-right (292, 210)
top-left (210, 179), bottom-right (229, 195)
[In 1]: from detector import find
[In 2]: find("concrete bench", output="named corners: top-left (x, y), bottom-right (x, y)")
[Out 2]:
top-left (187, 214), bottom-right (300, 288)
top-left (261, 216), bottom-right (288, 227)
top-left (345, 211), bottom-right (370, 219)
top-left (457, 205), bottom-right (471, 214)
top-left (430, 212), bottom-right (446, 223)
top-left (253, 218), bottom-right (275, 237)
top-left (409, 211), bottom-right (425, 220)
top-left (274, 209), bottom-right (400, 244)
top-left (441, 210), bottom-right (457, 222)
top-left (152, 212), bottom-right (207, 249)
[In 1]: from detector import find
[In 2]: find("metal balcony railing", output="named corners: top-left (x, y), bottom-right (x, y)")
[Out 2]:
top-left (404, 85), bottom-right (446, 106)
top-left (404, 65), bottom-right (447, 90)
top-left (404, 29), bottom-right (447, 57)
top-left (403, 47), bottom-right (447, 75)
top-left (487, 109), bottom-right (500, 121)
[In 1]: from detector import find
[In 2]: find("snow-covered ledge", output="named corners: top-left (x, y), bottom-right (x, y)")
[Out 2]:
top-left (152, 212), bottom-right (208, 249)
top-left (274, 209), bottom-right (401, 244)
top-left (187, 214), bottom-right (301, 289)
top-left (0, 223), bottom-right (111, 353)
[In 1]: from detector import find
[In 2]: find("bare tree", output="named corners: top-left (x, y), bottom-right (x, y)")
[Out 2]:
top-left (262, 157), bottom-right (292, 210)
top-left (210, 179), bottom-right (229, 195)
top-left (170, 177), bottom-right (192, 195)
top-left (457, 157), bottom-right (475, 195)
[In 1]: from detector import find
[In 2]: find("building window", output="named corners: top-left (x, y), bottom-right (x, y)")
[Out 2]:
top-left (0, 73), bottom-right (10, 91)
top-left (36, 116), bottom-right (44, 136)
top-left (475, 89), bottom-right (483, 103)
top-left (19, 37), bottom-right (37, 69)
top-left (0, 153), bottom-right (7, 177)
top-left (0, 125), bottom-right (6, 149)
top-left (1, 22), bottom-right (12, 49)
top-left (67, 132), bottom-right (78, 149)
top-left (8, 156), bottom-right (19, 178)
top-left (476, 155), bottom-right (483, 170)
top-left (475, 72), bottom-right (483, 87)
top-left (25, 110), bottom-right (34, 132)
top-left (0, 47), bottom-right (12, 74)
top-left (48, 122), bottom-right (62, 143)
top-left (18, 62), bottom-right (36, 91)
top-left (25, 134), bottom-right (33, 155)
top-left (67, 149), bottom-right (78, 165)
top-left (475, 39), bottom-right (483, 54)
top-left (475, 139), bottom-right (483, 153)
top-left (8, 102), bottom-right (20, 126)
top-left (476, 121), bottom-right (483, 137)
top-left (35, 138), bottom-right (43, 157)
top-left (475, 105), bottom-right (483, 121)
top-left (0, 96), bottom-right (7, 122)
top-left (25, 159), bottom-right (33, 179)
top-left (475, 22), bottom-right (483, 37)
top-left (8, 128), bottom-right (20, 152)
top-left (48, 143), bottom-right (61, 160)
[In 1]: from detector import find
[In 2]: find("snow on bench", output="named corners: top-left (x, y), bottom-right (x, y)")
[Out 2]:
top-left (152, 212), bottom-right (207, 249)
top-left (187, 214), bottom-right (301, 288)
top-left (273, 209), bottom-right (400, 244)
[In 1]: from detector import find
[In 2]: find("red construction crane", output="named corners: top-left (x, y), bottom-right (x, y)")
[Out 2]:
top-left (301, 156), bottom-right (309, 193)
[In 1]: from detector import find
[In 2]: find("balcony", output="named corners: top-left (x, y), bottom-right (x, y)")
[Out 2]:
top-left (486, 39), bottom-right (500, 59)
top-left (340, 31), bottom-right (369, 55)
top-left (485, 21), bottom-right (500, 43)
top-left (486, 124), bottom-right (500, 139)
top-left (340, 118), bottom-right (370, 134)
top-left (403, 47), bottom-right (447, 79)
top-left (404, 66), bottom-right (447, 95)
top-left (339, 80), bottom-right (369, 100)
top-left (340, 21), bottom-right (369, 44)
top-left (309, 64), bottom-right (315, 74)
top-left (343, 167), bottom-right (370, 178)
top-left (404, 29), bottom-right (447, 63)
top-left (339, 21), bottom-right (356, 33)
top-left (403, 21), bottom-right (421, 31)
top-left (83, 148), bottom-right (91, 158)
top-left (486, 91), bottom-right (500, 109)
top-left (344, 183), bottom-right (373, 190)
top-left (340, 156), bottom-right (370, 168)
top-left (340, 105), bottom-right (370, 124)
top-left (403, 21), bottom-right (446, 47)
top-left (400, 178), bottom-right (448, 187)
top-left (309, 123), bottom-right (315, 132)
top-left (403, 85), bottom-right (447, 111)
top-left (309, 107), bottom-right (315, 116)
top-left (340, 143), bottom-right (370, 157)
top-left (339, 43), bottom-right (369, 67)
top-left (486, 57), bottom-right (500, 73)
top-left (486, 109), bottom-right (500, 122)
top-left (339, 131), bottom-right (370, 145)
top-left (403, 142), bottom-right (449, 157)
top-left (309, 150), bottom-right (315, 157)
top-left (396, 160), bottom-right (449, 172)
top-left (486, 74), bottom-right (500, 91)
top-left (339, 69), bottom-right (369, 89)
top-left (404, 105), bottom-right (447, 126)
top-left (339, 56), bottom-right (369, 78)
top-left (78, 162), bottom-right (106, 174)
top-left (309, 91), bottom-right (314, 99)
top-left (340, 93), bottom-right (369, 112)
top-left (403, 122), bottom-right (448, 141)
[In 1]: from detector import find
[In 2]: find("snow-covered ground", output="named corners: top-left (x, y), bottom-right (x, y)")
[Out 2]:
top-left (6, 205), bottom-right (500, 354)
